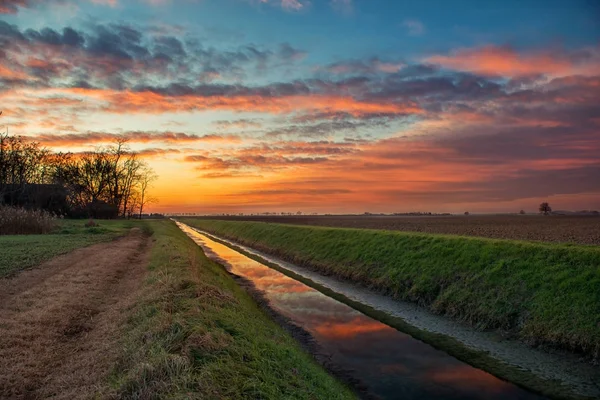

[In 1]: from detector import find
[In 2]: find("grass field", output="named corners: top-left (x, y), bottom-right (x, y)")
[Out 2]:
top-left (0, 219), bottom-right (137, 278)
top-left (109, 220), bottom-right (355, 399)
top-left (184, 219), bottom-right (600, 360)
top-left (199, 215), bottom-right (600, 245)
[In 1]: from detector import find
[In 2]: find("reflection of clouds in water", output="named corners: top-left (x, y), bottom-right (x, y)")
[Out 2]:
top-left (313, 316), bottom-right (389, 339)
top-left (273, 292), bottom-right (358, 316)
top-left (179, 224), bottom-right (542, 400)
top-left (265, 283), bottom-right (313, 294)
top-left (427, 365), bottom-right (511, 394)
top-left (187, 225), bottom-right (401, 343)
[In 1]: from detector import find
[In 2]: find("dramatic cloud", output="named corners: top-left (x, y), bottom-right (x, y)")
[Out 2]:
top-left (181, 139), bottom-right (360, 179)
top-left (0, 21), bottom-right (305, 91)
top-left (2, 1), bottom-right (599, 213)
top-left (38, 86), bottom-right (422, 117)
top-left (28, 131), bottom-right (241, 146)
top-left (425, 45), bottom-right (600, 77)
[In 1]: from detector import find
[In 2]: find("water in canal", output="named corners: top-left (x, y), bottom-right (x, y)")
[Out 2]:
top-left (178, 222), bottom-right (544, 400)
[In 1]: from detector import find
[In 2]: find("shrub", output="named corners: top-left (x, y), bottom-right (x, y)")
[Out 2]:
top-left (0, 206), bottom-right (57, 235)
top-left (85, 218), bottom-right (99, 228)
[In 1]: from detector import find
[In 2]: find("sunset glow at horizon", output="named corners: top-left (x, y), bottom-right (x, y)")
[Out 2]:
top-left (1, 0), bottom-right (599, 214)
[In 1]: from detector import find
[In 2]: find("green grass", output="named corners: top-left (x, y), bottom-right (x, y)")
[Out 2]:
top-left (183, 219), bottom-right (600, 360)
top-left (109, 220), bottom-right (355, 399)
top-left (0, 219), bottom-right (137, 277)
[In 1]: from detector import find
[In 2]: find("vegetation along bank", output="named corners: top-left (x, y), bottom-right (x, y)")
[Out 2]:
top-left (184, 219), bottom-right (600, 361)
top-left (109, 220), bottom-right (356, 399)
top-left (1, 218), bottom-right (355, 399)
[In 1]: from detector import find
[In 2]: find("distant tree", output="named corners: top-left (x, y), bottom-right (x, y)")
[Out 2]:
top-left (519, 209), bottom-right (526, 215)
top-left (539, 202), bottom-right (552, 215)
top-left (464, 211), bottom-right (470, 215)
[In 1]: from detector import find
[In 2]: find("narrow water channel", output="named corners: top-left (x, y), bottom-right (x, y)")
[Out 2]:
top-left (178, 222), bottom-right (544, 400)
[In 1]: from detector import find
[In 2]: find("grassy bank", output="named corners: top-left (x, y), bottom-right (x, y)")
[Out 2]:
top-left (0, 219), bottom-right (135, 277)
top-left (108, 220), bottom-right (355, 399)
top-left (184, 219), bottom-right (600, 360)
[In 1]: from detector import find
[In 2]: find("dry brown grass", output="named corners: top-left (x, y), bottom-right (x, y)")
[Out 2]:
top-left (0, 205), bottom-right (57, 235)
top-left (0, 229), bottom-right (151, 399)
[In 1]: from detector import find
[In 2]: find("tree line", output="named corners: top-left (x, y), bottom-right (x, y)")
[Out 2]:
top-left (0, 132), bottom-right (157, 219)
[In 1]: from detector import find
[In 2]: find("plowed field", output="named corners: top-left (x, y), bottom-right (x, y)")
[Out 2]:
top-left (197, 215), bottom-right (600, 245)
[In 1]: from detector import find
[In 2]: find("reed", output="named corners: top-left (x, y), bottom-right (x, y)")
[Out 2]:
top-left (0, 206), bottom-right (57, 235)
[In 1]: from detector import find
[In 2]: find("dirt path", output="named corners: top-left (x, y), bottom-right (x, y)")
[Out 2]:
top-left (0, 229), bottom-right (151, 400)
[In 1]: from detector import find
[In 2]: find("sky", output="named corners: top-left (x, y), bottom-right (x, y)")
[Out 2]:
top-left (0, 0), bottom-right (599, 214)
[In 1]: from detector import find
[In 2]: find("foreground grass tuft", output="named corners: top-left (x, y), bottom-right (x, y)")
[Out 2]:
top-left (108, 220), bottom-right (354, 399)
top-left (184, 219), bottom-right (600, 360)
top-left (0, 219), bottom-right (136, 277)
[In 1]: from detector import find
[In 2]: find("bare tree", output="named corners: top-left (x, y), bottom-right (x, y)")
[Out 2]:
top-left (54, 150), bottom-right (115, 216)
top-left (0, 130), bottom-right (158, 218)
top-left (52, 143), bottom-right (157, 218)
top-left (136, 166), bottom-right (157, 219)
top-left (119, 154), bottom-right (143, 218)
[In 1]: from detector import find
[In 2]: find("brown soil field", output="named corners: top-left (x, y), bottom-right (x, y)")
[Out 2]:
top-left (198, 215), bottom-right (600, 245)
top-left (0, 229), bottom-right (151, 400)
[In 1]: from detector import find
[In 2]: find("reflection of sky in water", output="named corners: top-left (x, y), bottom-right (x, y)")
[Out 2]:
top-left (180, 224), bottom-right (544, 400)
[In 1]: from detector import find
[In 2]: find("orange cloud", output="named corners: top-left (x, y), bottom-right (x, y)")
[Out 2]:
top-left (313, 317), bottom-right (390, 339)
top-left (426, 45), bottom-right (600, 77)
top-left (428, 366), bottom-right (510, 393)
top-left (184, 118), bottom-right (599, 214)
top-left (0, 65), bottom-right (30, 80)
top-left (61, 88), bottom-right (422, 117)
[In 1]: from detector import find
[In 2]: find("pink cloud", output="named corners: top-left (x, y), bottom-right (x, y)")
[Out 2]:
top-left (425, 45), bottom-right (600, 77)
